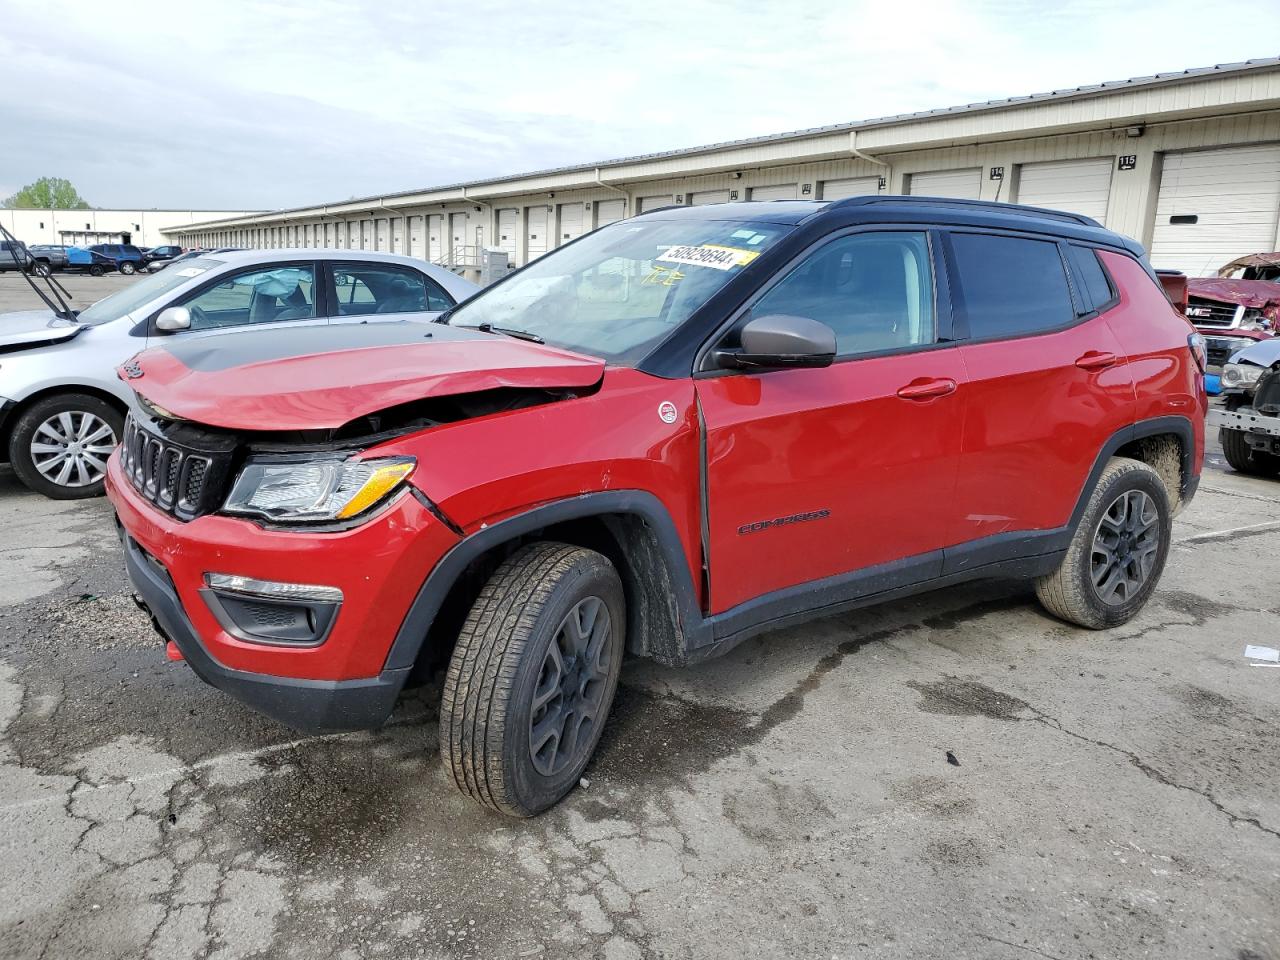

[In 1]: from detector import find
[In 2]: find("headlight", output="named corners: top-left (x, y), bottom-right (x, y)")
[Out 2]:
top-left (1222, 363), bottom-right (1263, 387)
top-left (223, 455), bottom-right (415, 523)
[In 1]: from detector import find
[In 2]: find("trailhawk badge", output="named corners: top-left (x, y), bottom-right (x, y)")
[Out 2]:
top-left (657, 401), bottom-right (678, 424)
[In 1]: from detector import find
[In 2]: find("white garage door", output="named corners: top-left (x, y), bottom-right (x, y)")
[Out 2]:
top-left (374, 218), bottom-right (389, 251)
top-left (1016, 158), bottom-right (1113, 222)
top-left (391, 217), bottom-right (405, 253)
top-left (526, 206), bottom-right (549, 260)
top-left (496, 209), bottom-right (518, 260)
top-left (558, 203), bottom-right (585, 245)
top-left (908, 168), bottom-right (982, 199)
top-left (1150, 144), bottom-right (1280, 275)
top-left (750, 183), bottom-right (797, 201)
top-left (363, 220), bottom-right (375, 250)
top-left (821, 176), bottom-right (880, 201)
top-left (408, 216), bottom-right (424, 258)
top-left (427, 215), bottom-right (443, 261)
top-left (638, 195), bottom-right (672, 212)
top-left (449, 213), bottom-right (467, 261)
top-left (595, 198), bottom-right (625, 228)
top-left (690, 189), bottom-right (731, 206)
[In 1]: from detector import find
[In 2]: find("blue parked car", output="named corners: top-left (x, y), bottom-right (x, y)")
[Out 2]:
top-left (88, 243), bottom-right (146, 275)
top-left (66, 246), bottom-right (121, 276)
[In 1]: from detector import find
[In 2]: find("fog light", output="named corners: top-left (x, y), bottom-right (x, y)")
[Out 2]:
top-left (202, 573), bottom-right (342, 646)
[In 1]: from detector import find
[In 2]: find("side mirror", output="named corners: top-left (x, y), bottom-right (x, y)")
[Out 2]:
top-left (715, 314), bottom-right (836, 370)
top-left (155, 306), bottom-right (191, 332)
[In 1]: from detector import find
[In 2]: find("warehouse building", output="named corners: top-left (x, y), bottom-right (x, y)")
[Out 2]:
top-left (170, 58), bottom-right (1280, 278)
top-left (1, 208), bottom-right (260, 249)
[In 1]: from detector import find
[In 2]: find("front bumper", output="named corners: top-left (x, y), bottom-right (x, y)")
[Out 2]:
top-left (107, 451), bottom-right (460, 732)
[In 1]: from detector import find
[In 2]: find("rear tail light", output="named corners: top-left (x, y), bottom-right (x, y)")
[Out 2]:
top-left (1188, 332), bottom-right (1207, 373)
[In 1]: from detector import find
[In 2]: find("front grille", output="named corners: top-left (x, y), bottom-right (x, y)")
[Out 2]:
top-left (1186, 297), bottom-right (1243, 328)
top-left (120, 415), bottom-right (235, 521)
top-left (1204, 335), bottom-right (1254, 368)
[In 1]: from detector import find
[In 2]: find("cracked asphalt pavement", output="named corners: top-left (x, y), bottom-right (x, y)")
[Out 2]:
top-left (0, 279), bottom-right (1276, 960)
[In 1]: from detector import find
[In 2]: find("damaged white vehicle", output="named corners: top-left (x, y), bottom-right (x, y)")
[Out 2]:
top-left (0, 249), bottom-right (477, 499)
top-left (1213, 336), bottom-right (1280, 478)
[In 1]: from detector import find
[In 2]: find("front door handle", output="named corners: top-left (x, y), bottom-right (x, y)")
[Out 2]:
top-left (1075, 351), bottom-right (1117, 370)
top-left (896, 377), bottom-right (957, 401)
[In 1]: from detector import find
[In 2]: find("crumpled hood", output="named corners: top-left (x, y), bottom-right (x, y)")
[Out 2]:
top-left (121, 321), bottom-right (605, 431)
top-left (0, 309), bottom-right (84, 349)
top-left (1187, 277), bottom-right (1280, 309)
top-left (1231, 336), bottom-right (1280, 368)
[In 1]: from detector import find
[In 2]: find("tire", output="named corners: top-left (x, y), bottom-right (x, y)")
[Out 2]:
top-left (27, 260), bottom-right (51, 278)
top-left (1221, 427), bottom-right (1280, 477)
top-left (7, 394), bottom-right (125, 500)
top-left (119, 260), bottom-right (136, 275)
top-left (88, 264), bottom-right (104, 277)
top-left (1035, 457), bottom-right (1172, 629)
top-left (441, 542), bottom-right (626, 816)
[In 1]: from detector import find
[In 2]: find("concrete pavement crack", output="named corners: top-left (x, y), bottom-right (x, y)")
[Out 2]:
top-left (974, 931), bottom-right (1072, 960)
top-left (1026, 707), bottom-right (1280, 842)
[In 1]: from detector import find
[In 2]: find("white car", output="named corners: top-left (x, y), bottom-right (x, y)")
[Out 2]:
top-left (0, 250), bottom-right (478, 499)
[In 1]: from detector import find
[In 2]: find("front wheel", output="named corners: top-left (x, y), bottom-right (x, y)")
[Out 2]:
top-left (27, 261), bottom-right (51, 277)
top-left (118, 260), bottom-right (136, 275)
top-left (1035, 457), bottom-right (1171, 629)
top-left (88, 264), bottom-right (104, 277)
top-left (7, 394), bottom-right (124, 499)
top-left (440, 542), bottom-right (625, 816)
top-left (1221, 427), bottom-right (1280, 477)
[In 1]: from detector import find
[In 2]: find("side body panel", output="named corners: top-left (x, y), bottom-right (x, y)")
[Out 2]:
top-left (696, 351), bottom-right (967, 613)
top-left (950, 316), bottom-right (1136, 545)
top-left (1099, 252), bottom-right (1207, 471)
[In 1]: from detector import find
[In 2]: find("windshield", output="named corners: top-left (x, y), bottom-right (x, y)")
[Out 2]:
top-left (77, 258), bottom-right (223, 325)
top-left (448, 217), bottom-right (791, 363)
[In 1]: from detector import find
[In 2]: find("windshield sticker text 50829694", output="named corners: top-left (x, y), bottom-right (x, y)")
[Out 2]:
top-left (656, 244), bottom-right (760, 271)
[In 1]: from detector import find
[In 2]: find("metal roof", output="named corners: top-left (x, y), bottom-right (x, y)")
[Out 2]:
top-left (174, 56), bottom-right (1280, 229)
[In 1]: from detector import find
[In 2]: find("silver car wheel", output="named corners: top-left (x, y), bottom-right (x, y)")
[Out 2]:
top-left (29, 411), bottom-right (118, 488)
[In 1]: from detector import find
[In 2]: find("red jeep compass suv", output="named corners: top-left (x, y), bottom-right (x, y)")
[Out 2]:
top-left (108, 197), bottom-right (1206, 816)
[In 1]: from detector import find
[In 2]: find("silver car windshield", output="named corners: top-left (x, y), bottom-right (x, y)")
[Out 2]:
top-left (76, 258), bottom-right (224, 325)
top-left (448, 218), bottom-right (790, 364)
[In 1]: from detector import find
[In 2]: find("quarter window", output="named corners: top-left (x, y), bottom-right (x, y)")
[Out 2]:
top-left (180, 265), bottom-right (316, 330)
top-left (748, 232), bottom-right (935, 357)
top-left (332, 264), bottom-right (452, 316)
top-left (1067, 245), bottom-right (1114, 314)
top-left (950, 233), bottom-right (1074, 338)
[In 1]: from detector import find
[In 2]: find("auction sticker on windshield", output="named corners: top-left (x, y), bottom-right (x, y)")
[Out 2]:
top-left (175, 267), bottom-right (207, 278)
top-left (656, 244), bottom-right (760, 271)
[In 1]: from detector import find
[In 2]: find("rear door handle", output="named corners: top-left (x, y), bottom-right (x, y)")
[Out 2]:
top-left (896, 377), bottom-right (957, 400)
top-left (1075, 351), bottom-right (1117, 370)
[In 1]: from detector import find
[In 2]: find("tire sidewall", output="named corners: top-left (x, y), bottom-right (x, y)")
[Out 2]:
top-left (1071, 464), bottom-right (1172, 627)
top-left (8, 394), bottom-right (124, 499)
top-left (119, 261), bottom-right (136, 275)
top-left (503, 558), bottom-right (625, 814)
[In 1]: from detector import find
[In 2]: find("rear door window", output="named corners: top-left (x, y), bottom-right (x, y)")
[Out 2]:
top-left (332, 263), bottom-right (453, 317)
top-left (1066, 245), bottom-right (1115, 314)
top-left (949, 233), bottom-right (1075, 339)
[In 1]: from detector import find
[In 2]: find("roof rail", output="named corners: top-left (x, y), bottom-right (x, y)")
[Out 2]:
top-left (826, 194), bottom-right (1102, 228)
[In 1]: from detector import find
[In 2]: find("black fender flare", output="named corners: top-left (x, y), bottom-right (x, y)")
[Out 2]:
top-left (383, 490), bottom-right (703, 671)
top-left (1066, 414), bottom-right (1198, 533)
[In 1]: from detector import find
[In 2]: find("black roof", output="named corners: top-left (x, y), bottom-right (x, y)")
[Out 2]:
top-left (636, 195), bottom-right (1142, 256)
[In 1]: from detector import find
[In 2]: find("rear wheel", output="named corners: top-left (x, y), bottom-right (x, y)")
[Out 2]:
top-left (1035, 457), bottom-right (1171, 629)
top-left (1221, 427), bottom-right (1280, 477)
top-left (27, 260), bottom-right (51, 277)
top-left (8, 394), bottom-right (124, 499)
top-left (440, 542), bottom-right (625, 816)
top-left (118, 260), bottom-right (136, 275)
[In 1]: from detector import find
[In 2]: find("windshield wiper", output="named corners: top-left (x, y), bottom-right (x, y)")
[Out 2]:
top-left (0, 221), bottom-right (76, 322)
top-left (477, 322), bottom-right (544, 344)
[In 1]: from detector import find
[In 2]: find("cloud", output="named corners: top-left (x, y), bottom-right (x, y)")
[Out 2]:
top-left (0, 0), bottom-right (1276, 210)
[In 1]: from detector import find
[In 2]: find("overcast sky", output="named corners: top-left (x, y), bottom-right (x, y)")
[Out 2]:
top-left (1, 0), bottom-right (1277, 212)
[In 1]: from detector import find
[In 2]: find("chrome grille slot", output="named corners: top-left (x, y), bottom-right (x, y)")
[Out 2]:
top-left (1186, 297), bottom-right (1242, 328)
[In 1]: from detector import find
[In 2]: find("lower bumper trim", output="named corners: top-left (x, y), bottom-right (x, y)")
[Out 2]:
top-left (122, 531), bottom-right (407, 733)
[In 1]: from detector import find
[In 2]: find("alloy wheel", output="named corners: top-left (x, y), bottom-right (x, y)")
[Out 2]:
top-left (1090, 489), bottom-right (1160, 605)
top-left (528, 596), bottom-right (614, 777)
top-left (29, 411), bottom-right (118, 488)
